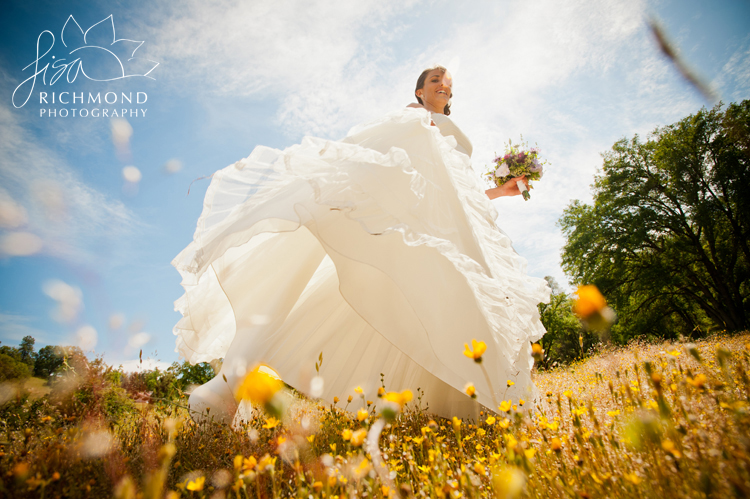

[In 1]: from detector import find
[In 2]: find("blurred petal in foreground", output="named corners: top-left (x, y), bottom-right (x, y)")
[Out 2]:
top-left (0, 231), bottom-right (43, 256)
top-left (43, 279), bottom-right (83, 323)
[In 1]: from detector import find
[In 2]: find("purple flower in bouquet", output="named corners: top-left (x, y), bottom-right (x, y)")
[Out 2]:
top-left (530, 158), bottom-right (544, 176)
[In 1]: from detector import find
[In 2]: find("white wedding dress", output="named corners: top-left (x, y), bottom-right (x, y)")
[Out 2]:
top-left (172, 107), bottom-right (550, 422)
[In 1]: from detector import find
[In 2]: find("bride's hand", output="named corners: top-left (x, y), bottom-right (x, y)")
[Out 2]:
top-left (485, 175), bottom-right (529, 200)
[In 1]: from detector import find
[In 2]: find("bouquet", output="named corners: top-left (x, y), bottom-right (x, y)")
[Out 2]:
top-left (484, 138), bottom-right (546, 200)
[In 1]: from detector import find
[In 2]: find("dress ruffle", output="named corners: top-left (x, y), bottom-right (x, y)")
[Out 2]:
top-left (172, 108), bottom-right (549, 418)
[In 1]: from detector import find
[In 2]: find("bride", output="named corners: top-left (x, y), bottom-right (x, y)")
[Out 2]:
top-left (172, 66), bottom-right (550, 423)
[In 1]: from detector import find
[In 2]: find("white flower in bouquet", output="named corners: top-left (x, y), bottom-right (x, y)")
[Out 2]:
top-left (496, 162), bottom-right (511, 177)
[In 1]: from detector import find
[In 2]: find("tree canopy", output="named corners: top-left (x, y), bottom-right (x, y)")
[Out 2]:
top-left (560, 101), bottom-right (750, 341)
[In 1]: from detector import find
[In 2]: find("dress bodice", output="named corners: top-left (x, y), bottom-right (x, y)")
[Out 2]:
top-left (431, 113), bottom-right (473, 158)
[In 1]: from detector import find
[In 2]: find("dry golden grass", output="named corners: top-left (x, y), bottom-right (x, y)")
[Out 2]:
top-left (1, 332), bottom-right (749, 498)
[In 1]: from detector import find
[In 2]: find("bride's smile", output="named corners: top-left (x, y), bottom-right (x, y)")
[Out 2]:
top-left (417, 68), bottom-right (452, 113)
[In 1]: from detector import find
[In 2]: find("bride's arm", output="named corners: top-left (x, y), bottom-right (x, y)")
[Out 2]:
top-left (485, 175), bottom-right (529, 200)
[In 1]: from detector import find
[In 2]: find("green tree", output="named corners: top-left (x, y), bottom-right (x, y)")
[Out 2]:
top-left (0, 352), bottom-right (31, 381)
top-left (121, 361), bottom-right (215, 401)
top-left (174, 360), bottom-right (215, 389)
top-left (0, 342), bottom-right (21, 361)
top-left (538, 277), bottom-right (595, 366)
top-left (34, 345), bottom-right (65, 379)
top-left (19, 335), bottom-right (36, 366)
top-left (560, 101), bottom-right (750, 341)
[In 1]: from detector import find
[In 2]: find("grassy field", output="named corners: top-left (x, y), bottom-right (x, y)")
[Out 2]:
top-left (1, 332), bottom-right (749, 498)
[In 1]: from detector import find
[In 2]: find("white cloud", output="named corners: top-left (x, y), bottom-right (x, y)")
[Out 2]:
top-left (128, 331), bottom-right (152, 349)
top-left (75, 325), bottom-right (98, 351)
top-left (134, 0), bottom-right (744, 292)
top-left (42, 279), bottom-right (83, 323)
top-left (0, 101), bottom-right (138, 263)
top-left (714, 37), bottom-right (750, 102)
top-left (115, 358), bottom-right (172, 372)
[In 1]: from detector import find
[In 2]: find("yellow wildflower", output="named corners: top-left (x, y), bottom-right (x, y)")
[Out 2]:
top-left (550, 437), bottom-right (562, 451)
top-left (524, 448), bottom-right (536, 459)
top-left (492, 466), bottom-right (526, 499)
top-left (474, 462), bottom-right (486, 475)
top-left (242, 456), bottom-right (257, 471)
top-left (262, 417), bottom-right (280, 429)
top-left (486, 416), bottom-right (496, 425)
top-left (377, 387), bottom-right (385, 397)
top-left (607, 410), bottom-right (620, 417)
top-left (186, 476), bottom-right (205, 491)
top-left (506, 434), bottom-right (518, 450)
top-left (342, 429), bottom-right (353, 441)
top-left (313, 481), bottom-right (323, 493)
top-left (258, 454), bottom-right (276, 471)
top-left (465, 383), bottom-right (476, 398)
top-left (532, 343), bottom-right (544, 356)
top-left (499, 400), bottom-right (512, 412)
top-left (687, 373), bottom-right (707, 389)
top-left (463, 339), bottom-right (487, 362)
top-left (662, 439), bottom-right (682, 458)
top-left (235, 366), bottom-right (283, 405)
top-left (573, 284), bottom-right (616, 330)
top-left (452, 417), bottom-right (462, 430)
top-left (507, 380), bottom-right (515, 387)
top-left (499, 418), bottom-right (511, 429)
top-left (623, 472), bottom-right (641, 485)
top-left (563, 390), bottom-right (573, 398)
top-left (355, 386), bottom-right (363, 395)
top-left (357, 408), bottom-right (368, 421)
top-left (383, 389), bottom-right (413, 408)
top-left (573, 284), bottom-right (607, 318)
top-left (351, 429), bottom-right (367, 447)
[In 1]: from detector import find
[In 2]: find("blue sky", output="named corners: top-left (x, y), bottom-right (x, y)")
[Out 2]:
top-left (1, 0), bottom-right (748, 371)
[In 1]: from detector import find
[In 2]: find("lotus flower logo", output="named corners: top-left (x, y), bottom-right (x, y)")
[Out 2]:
top-left (12, 15), bottom-right (159, 108)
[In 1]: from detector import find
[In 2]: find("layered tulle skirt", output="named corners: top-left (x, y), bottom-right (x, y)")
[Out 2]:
top-left (172, 108), bottom-right (549, 418)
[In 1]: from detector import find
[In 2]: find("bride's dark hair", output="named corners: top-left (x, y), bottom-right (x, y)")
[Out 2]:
top-left (415, 66), bottom-right (452, 116)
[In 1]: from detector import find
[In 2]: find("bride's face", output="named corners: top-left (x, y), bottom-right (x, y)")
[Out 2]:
top-left (418, 69), bottom-right (452, 113)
